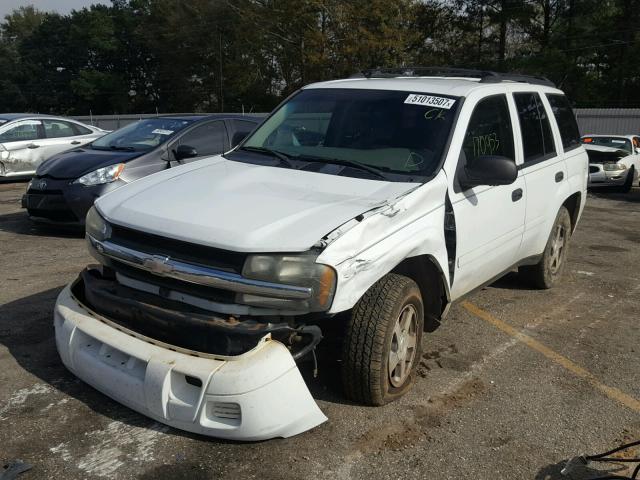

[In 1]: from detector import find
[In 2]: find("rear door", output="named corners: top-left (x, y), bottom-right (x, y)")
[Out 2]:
top-left (0, 119), bottom-right (44, 176)
top-left (514, 92), bottom-right (570, 258)
top-left (546, 93), bottom-right (588, 212)
top-left (40, 119), bottom-right (89, 162)
top-left (449, 94), bottom-right (526, 298)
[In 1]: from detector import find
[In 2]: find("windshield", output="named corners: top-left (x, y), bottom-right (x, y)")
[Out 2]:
top-left (237, 88), bottom-right (459, 180)
top-left (92, 118), bottom-right (195, 151)
top-left (582, 136), bottom-right (632, 154)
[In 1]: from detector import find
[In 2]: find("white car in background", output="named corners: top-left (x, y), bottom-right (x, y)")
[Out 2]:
top-left (582, 135), bottom-right (640, 192)
top-left (0, 114), bottom-right (106, 178)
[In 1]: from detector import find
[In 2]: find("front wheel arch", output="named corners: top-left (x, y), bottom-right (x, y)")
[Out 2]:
top-left (391, 255), bottom-right (450, 331)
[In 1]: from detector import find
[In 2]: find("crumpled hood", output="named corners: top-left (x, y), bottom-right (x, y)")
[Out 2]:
top-left (37, 147), bottom-right (143, 179)
top-left (584, 144), bottom-right (629, 164)
top-left (96, 156), bottom-right (418, 252)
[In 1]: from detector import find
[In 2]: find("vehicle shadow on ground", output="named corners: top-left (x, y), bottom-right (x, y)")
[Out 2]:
top-left (487, 271), bottom-right (532, 291)
top-left (0, 287), bottom-right (152, 430)
top-left (535, 460), bottom-right (630, 479)
top-left (588, 186), bottom-right (640, 204)
top-left (0, 286), bottom-right (350, 442)
top-left (0, 211), bottom-right (83, 238)
top-left (0, 178), bottom-right (29, 185)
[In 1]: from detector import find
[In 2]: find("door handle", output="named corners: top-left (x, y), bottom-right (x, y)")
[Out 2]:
top-left (555, 171), bottom-right (564, 182)
top-left (27, 143), bottom-right (40, 149)
top-left (71, 140), bottom-right (81, 145)
top-left (512, 188), bottom-right (523, 202)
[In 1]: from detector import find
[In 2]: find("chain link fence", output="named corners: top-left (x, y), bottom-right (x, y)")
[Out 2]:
top-left (72, 109), bottom-right (640, 135)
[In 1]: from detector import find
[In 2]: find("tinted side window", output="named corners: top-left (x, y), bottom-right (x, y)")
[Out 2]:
top-left (177, 121), bottom-right (228, 157)
top-left (546, 94), bottom-right (580, 151)
top-left (43, 120), bottom-right (76, 138)
top-left (232, 119), bottom-right (257, 135)
top-left (231, 119), bottom-right (257, 147)
top-left (72, 123), bottom-right (93, 135)
top-left (514, 92), bottom-right (556, 163)
top-left (462, 94), bottom-right (515, 166)
top-left (0, 121), bottom-right (41, 143)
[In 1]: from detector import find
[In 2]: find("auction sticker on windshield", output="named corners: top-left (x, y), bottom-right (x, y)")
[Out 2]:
top-left (152, 129), bottom-right (174, 135)
top-left (404, 94), bottom-right (456, 110)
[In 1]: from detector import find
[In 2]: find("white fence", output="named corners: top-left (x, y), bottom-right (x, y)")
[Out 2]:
top-left (574, 109), bottom-right (640, 135)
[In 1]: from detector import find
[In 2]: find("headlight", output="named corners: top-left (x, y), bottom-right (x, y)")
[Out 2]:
top-left (74, 163), bottom-right (125, 186)
top-left (603, 162), bottom-right (627, 171)
top-left (240, 253), bottom-right (336, 312)
top-left (85, 206), bottom-right (111, 241)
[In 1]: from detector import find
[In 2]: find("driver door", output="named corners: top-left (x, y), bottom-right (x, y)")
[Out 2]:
top-left (169, 121), bottom-right (229, 166)
top-left (449, 94), bottom-right (526, 298)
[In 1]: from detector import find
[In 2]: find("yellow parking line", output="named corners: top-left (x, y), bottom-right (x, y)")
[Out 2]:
top-left (462, 300), bottom-right (640, 413)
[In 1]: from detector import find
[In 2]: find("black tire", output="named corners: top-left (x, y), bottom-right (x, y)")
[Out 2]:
top-left (519, 206), bottom-right (572, 289)
top-left (618, 167), bottom-right (635, 193)
top-left (342, 273), bottom-right (424, 406)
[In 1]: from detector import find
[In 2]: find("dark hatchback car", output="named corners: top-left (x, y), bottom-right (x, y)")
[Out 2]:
top-left (22, 114), bottom-right (261, 225)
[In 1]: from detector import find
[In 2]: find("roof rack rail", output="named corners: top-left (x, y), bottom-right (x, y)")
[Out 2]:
top-left (350, 67), bottom-right (556, 88)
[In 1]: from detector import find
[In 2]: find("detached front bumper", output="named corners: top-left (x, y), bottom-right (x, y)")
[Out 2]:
top-left (588, 164), bottom-right (627, 187)
top-left (54, 284), bottom-right (327, 440)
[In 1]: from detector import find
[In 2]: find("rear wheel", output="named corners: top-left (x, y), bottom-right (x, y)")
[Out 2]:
top-left (519, 206), bottom-right (572, 289)
top-left (342, 274), bottom-right (423, 406)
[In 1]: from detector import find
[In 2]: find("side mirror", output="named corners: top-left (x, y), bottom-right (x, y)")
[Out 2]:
top-left (231, 131), bottom-right (249, 148)
top-left (635, 147), bottom-right (640, 155)
top-left (173, 144), bottom-right (198, 161)
top-left (460, 155), bottom-right (517, 189)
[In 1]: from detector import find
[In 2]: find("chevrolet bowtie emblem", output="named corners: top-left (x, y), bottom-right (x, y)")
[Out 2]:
top-left (143, 255), bottom-right (173, 275)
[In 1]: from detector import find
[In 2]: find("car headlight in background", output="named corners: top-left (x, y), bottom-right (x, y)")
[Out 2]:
top-left (603, 162), bottom-right (627, 171)
top-left (85, 206), bottom-right (111, 241)
top-left (74, 163), bottom-right (125, 186)
top-left (240, 253), bottom-right (336, 312)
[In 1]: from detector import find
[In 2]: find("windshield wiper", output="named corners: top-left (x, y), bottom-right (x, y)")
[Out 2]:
top-left (238, 146), bottom-right (296, 168)
top-left (109, 145), bottom-right (136, 152)
top-left (296, 155), bottom-right (391, 181)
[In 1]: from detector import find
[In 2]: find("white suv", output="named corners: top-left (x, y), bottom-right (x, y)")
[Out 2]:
top-left (54, 68), bottom-right (587, 441)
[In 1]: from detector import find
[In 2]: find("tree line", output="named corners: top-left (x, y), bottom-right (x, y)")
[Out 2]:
top-left (1, 0), bottom-right (639, 115)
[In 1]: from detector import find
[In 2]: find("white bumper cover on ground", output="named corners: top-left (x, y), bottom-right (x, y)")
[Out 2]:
top-left (54, 284), bottom-right (327, 441)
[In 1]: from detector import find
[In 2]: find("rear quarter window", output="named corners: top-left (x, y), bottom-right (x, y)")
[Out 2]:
top-left (514, 92), bottom-right (557, 164)
top-left (73, 123), bottom-right (94, 135)
top-left (546, 94), bottom-right (581, 152)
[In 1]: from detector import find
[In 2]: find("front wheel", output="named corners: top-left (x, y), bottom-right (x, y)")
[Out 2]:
top-left (619, 167), bottom-right (635, 193)
top-left (342, 274), bottom-right (424, 406)
top-left (519, 206), bottom-right (572, 289)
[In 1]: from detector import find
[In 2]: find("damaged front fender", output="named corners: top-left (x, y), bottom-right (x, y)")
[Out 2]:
top-left (318, 170), bottom-right (451, 314)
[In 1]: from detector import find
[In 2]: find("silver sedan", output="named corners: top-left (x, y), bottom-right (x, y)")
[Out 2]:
top-left (0, 114), bottom-right (106, 178)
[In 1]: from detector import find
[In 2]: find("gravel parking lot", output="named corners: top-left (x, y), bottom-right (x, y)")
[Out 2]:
top-left (1, 180), bottom-right (639, 480)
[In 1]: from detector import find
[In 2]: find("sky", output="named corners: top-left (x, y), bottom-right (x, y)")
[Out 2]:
top-left (0, 1), bottom-right (108, 19)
